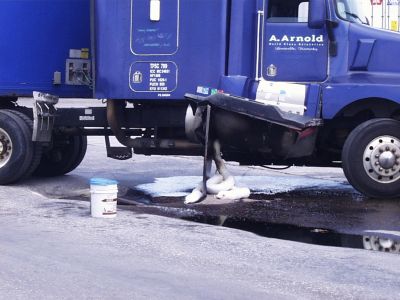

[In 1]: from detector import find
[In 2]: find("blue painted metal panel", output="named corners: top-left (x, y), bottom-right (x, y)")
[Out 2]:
top-left (227, 0), bottom-right (258, 78)
top-left (323, 20), bottom-right (400, 119)
top-left (350, 39), bottom-right (376, 71)
top-left (131, 0), bottom-right (179, 55)
top-left (94, 0), bottom-right (228, 100)
top-left (304, 84), bottom-right (321, 117)
top-left (262, 23), bottom-right (328, 82)
top-left (322, 74), bottom-right (400, 119)
top-left (219, 76), bottom-right (250, 97)
top-left (348, 23), bottom-right (400, 74)
top-left (0, 0), bottom-right (92, 98)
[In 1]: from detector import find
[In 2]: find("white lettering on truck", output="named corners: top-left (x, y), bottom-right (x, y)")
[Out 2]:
top-left (269, 34), bottom-right (324, 43)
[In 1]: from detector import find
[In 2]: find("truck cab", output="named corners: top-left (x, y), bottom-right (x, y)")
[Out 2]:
top-left (187, 0), bottom-right (400, 198)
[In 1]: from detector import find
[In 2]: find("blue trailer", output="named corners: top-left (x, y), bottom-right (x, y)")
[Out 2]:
top-left (1, 0), bottom-right (400, 199)
top-left (0, 0), bottom-right (92, 98)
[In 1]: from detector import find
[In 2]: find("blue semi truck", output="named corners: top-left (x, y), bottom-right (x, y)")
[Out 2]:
top-left (1, 0), bottom-right (400, 199)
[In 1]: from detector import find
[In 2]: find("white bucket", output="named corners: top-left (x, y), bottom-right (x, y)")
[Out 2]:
top-left (90, 178), bottom-right (118, 218)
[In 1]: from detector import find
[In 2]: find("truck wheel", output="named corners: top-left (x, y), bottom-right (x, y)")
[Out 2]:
top-left (4, 110), bottom-right (42, 178)
top-left (0, 110), bottom-right (36, 184)
top-left (33, 135), bottom-right (87, 177)
top-left (342, 118), bottom-right (400, 198)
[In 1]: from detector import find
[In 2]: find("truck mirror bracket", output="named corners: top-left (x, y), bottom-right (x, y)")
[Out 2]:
top-left (326, 20), bottom-right (339, 57)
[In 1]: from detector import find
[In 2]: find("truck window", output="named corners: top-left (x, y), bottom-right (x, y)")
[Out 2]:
top-left (335, 0), bottom-right (366, 25)
top-left (267, 0), bottom-right (309, 23)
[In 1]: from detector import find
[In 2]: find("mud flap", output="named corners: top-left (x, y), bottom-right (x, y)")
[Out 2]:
top-left (32, 91), bottom-right (59, 142)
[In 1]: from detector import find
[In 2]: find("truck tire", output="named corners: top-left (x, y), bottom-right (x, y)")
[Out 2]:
top-left (33, 134), bottom-right (87, 177)
top-left (342, 118), bottom-right (400, 198)
top-left (4, 110), bottom-right (42, 178)
top-left (66, 135), bottom-right (87, 173)
top-left (0, 110), bottom-right (36, 184)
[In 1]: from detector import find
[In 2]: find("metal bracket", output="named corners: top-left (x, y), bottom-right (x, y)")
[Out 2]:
top-left (201, 105), bottom-right (213, 200)
top-left (32, 91), bottom-right (59, 142)
top-left (255, 10), bottom-right (264, 81)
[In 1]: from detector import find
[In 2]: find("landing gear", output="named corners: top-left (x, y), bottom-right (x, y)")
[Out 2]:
top-left (0, 110), bottom-right (41, 184)
top-left (33, 134), bottom-right (87, 177)
top-left (342, 119), bottom-right (400, 198)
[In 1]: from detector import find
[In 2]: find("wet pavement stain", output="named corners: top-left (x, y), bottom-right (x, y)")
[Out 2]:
top-left (38, 185), bottom-right (400, 255)
top-left (119, 187), bottom-right (400, 255)
top-left (182, 215), bottom-right (400, 254)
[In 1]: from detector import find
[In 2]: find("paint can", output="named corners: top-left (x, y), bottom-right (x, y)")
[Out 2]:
top-left (90, 178), bottom-right (118, 218)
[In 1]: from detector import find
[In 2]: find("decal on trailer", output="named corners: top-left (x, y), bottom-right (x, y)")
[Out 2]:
top-left (129, 61), bottom-right (178, 93)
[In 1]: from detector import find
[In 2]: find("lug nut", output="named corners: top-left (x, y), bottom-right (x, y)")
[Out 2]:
top-left (379, 167), bottom-right (383, 172)
top-left (375, 154), bottom-right (380, 158)
top-left (392, 149), bottom-right (397, 153)
top-left (375, 162), bottom-right (380, 166)
top-left (386, 146), bottom-right (390, 151)
top-left (385, 170), bottom-right (390, 174)
top-left (379, 148), bottom-right (384, 153)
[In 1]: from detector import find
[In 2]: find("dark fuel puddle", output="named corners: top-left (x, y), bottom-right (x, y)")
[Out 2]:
top-left (38, 183), bottom-right (400, 255)
top-left (119, 188), bottom-right (400, 255)
top-left (182, 215), bottom-right (400, 254)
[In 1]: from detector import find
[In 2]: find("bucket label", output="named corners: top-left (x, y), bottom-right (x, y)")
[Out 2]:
top-left (102, 198), bottom-right (117, 215)
top-left (102, 198), bottom-right (117, 202)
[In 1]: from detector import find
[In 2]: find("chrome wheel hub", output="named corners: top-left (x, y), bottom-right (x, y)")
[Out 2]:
top-left (0, 129), bottom-right (12, 169)
top-left (363, 136), bottom-right (400, 183)
top-left (363, 236), bottom-right (400, 253)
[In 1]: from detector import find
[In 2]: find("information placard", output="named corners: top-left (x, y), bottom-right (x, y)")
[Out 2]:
top-left (129, 61), bottom-right (178, 93)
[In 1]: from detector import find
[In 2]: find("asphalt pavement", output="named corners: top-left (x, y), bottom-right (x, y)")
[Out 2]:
top-left (0, 135), bottom-right (399, 299)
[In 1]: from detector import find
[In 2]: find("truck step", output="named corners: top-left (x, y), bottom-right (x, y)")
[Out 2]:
top-left (106, 147), bottom-right (133, 160)
top-left (104, 135), bottom-right (132, 160)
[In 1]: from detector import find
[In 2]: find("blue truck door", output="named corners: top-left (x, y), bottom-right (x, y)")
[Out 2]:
top-left (95, 0), bottom-right (227, 100)
top-left (262, 0), bottom-right (328, 82)
top-left (131, 0), bottom-right (179, 55)
top-left (129, 0), bottom-right (179, 94)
